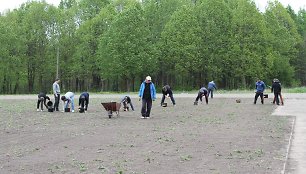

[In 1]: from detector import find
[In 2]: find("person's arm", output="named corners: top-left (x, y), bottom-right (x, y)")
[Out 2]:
top-left (152, 83), bottom-right (157, 100)
top-left (53, 83), bottom-right (57, 95)
top-left (138, 83), bottom-right (144, 99)
top-left (130, 100), bottom-right (135, 111)
top-left (43, 97), bottom-right (49, 109)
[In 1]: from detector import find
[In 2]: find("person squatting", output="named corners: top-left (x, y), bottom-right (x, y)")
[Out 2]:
top-left (194, 86), bottom-right (208, 105)
top-left (161, 85), bottom-right (176, 106)
top-left (37, 92), bottom-right (50, 111)
top-left (79, 92), bottom-right (89, 113)
top-left (121, 96), bottom-right (134, 111)
top-left (61, 91), bottom-right (75, 112)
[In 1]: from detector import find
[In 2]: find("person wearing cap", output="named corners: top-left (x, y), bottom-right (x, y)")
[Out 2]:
top-left (121, 96), bottom-right (134, 111)
top-left (36, 92), bottom-right (51, 111)
top-left (207, 81), bottom-right (217, 98)
top-left (78, 92), bottom-right (89, 112)
top-left (61, 91), bottom-right (75, 112)
top-left (138, 76), bottom-right (156, 118)
top-left (161, 85), bottom-right (176, 106)
top-left (52, 78), bottom-right (61, 111)
top-left (194, 85), bottom-right (208, 105)
top-left (254, 79), bottom-right (266, 104)
top-left (271, 79), bottom-right (283, 105)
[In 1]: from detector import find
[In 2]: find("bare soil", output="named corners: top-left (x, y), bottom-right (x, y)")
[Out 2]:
top-left (0, 95), bottom-right (292, 174)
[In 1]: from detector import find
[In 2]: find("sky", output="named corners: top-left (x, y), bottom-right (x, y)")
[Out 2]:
top-left (0, 0), bottom-right (306, 13)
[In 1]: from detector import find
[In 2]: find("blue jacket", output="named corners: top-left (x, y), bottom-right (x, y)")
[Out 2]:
top-left (139, 81), bottom-right (156, 100)
top-left (255, 81), bottom-right (265, 93)
top-left (208, 81), bottom-right (217, 90)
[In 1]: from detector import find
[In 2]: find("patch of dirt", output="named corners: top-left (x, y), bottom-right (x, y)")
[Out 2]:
top-left (0, 96), bottom-right (293, 173)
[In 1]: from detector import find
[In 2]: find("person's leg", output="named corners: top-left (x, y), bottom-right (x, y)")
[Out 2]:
top-left (40, 97), bottom-right (44, 110)
top-left (37, 99), bottom-right (41, 110)
top-left (169, 93), bottom-right (175, 105)
top-left (146, 99), bottom-right (153, 117)
top-left (260, 93), bottom-right (264, 104)
top-left (254, 92), bottom-right (260, 104)
top-left (71, 97), bottom-right (75, 111)
top-left (280, 93), bottom-right (284, 105)
top-left (54, 94), bottom-right (60, 111)
top-left (205, 94), bottom-right (208, 104)
top-left (85, 101), bottom-right (88, 111)
top-left (161, 94), bottom-right (165, 106)
top-left (207, 89), bottom-right (211, 98)
top-left (81, 99), bottom-right (85, 109)
top-left (141, 98), bottom-right (147, 117)
top-left (275, 92), bottom-right (280, 105)
top-left (210, 90), bottom-right (214, 98)
top-left (195, 93), bottom-right (200, 102)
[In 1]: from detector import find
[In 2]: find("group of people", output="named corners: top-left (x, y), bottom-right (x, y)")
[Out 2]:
top-left (36, 78), bottom-right (89, 113)
top-left (254, 78), bottom-right (283, 105)
top-left (36, 76), bottom-right (283, 117)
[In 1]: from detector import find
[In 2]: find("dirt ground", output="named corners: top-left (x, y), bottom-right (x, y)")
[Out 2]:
top-left (0, 95), bottom-right (293, 174)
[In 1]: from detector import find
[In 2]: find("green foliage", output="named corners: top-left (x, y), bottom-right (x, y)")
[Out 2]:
top-left (0, 0), bottom-right (305, 93)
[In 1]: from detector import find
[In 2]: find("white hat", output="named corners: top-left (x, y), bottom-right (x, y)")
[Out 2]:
top-left (146, 76), bottom-right (152, 81)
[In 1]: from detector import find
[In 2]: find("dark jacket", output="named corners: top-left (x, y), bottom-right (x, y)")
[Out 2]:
top-left (162, 85), bottom-right (172, 95)
top-left (271, 81), bottom-right (281, 93)
top-left (79, 92), bottom-right (89, 106)
top-left (38, 92), bottom-right (50, 100)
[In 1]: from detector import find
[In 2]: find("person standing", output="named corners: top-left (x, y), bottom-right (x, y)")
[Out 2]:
top-left (207, 81), bottom-right (217, 98)
top-left (61, 91), bottom-right (75, 112)
top-left (161, 85), bottom-right (176, 106)
top-left (53, 78), bottom-right (61, 111)
top-left (271, 79), bottom-right (283, 105)
top-left (139, 76), bottom-right (156, 118)
top-left (194, 86), bottom-right (208, 105)
top-left (37, 92), bottom-right (50, 111)
top-left (79, 92), bottom-right (89, 112)
top-left (254, 79), bottom-right (266, 104)
top-left (121, 96), bottom-right (134, 111)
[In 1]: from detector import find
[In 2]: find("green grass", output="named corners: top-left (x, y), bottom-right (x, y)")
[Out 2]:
top-left (282, 87), bottom-right (306, 93)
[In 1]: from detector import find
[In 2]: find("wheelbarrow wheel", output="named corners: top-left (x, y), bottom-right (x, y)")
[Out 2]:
top-left (108, 110), bottom-right (113, 118)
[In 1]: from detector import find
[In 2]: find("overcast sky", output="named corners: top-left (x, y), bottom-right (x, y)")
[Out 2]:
top-left (0, 0), bottom-right (305, 13)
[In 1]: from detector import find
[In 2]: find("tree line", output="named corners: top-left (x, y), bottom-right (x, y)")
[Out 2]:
top-left (0, 0), bottom-right (306, 94)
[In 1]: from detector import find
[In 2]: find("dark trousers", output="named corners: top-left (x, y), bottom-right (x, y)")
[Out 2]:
top-left (161, 93), bottom-right (175, 105)
top-left (254, 92), bottom-right (264, 104)
top-left (37, 97), bottom-right (47, 110)
top-left (195, 92), bottom-right (208, 104)
top-left (273, 92), bottom-right (280, 105)
top-left (79, 100), bottom-right (88, 111)
top-left (208, 89), bottom-right (214, 98)
top-left (54, 94), bottom-right (60, 111)
top-left (141, 98), bottom-right (152, 117)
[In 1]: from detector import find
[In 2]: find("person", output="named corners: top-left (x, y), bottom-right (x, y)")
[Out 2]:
top-left (53, 78), bottom-right (61, 111)
top-left (36, 92), bottom-right (50, 111)
top-left (254, 79), bottom-right (266, 104)
top-left (139, 76), bottom-right (156, 119)
top-left (79, 92), bottom-right (89, 112)
top-left (207, 81), bottom-right (217, 98)
top-left (194, 86), bottom-right (208, 105)
top-left (61, 91), bottom-right (75, 112)
top-left (121, 96), bottom-right (134, 111)
top-left (161, 85), bottom-right (176, 106)
top-left (271, 79), bottom-right (283, 105)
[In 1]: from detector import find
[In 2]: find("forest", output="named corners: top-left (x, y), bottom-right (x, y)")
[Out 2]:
top-left (0, 0), bottom-right (306, 94)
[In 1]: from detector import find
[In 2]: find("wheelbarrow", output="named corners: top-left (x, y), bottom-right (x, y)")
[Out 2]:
top-left (101, 102), bottom-right (121, 118)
